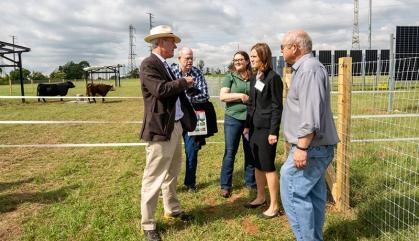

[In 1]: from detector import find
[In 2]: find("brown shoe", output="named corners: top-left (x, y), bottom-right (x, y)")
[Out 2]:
top-left (220, 189), bottom-right (231, 198)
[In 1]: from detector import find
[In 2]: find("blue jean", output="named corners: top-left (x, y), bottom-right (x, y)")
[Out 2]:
top-left (183, 131), bottom-right (198, 188)
top-left (220, 115), bottom-right (256, 190)
top-left (280, 145), bottom-right (335, 241)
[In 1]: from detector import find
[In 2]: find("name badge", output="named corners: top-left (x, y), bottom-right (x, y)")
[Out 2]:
top-left (255, 80), bottom-right (265, 92)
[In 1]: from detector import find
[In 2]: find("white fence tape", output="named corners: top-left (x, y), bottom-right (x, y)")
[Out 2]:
top-left (1, 138), bottom-right (417, 148)
top-left (0, 95), bottom-right (221, 99)
top-left (1, 114), bottom-right (417, 125)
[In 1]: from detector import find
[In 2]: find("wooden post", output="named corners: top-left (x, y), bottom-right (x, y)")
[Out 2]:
top-left (9, 76), bottom-right (12, 96)
top-left (282, 67), bottom-right (292, 160)
top-left (334, 57), bottom-right (352, 212)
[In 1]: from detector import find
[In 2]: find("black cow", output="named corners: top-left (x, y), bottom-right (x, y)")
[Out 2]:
top-left (37, 81), bottom-right (75, 102)
top-left (86, 83), bottom-right (115, 103)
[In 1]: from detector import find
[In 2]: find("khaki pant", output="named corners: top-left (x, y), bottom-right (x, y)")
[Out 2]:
top-left (141, 121), bottom-right (183, 230)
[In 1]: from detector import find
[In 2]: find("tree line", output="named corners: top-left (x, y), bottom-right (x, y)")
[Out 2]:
top-left (0, 60), bottom-right (90, 84)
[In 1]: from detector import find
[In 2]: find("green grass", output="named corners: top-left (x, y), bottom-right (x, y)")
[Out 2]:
top-left (0, 79), bottom-right (418, 240)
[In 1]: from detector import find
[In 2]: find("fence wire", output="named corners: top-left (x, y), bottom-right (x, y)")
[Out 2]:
top-left (327, 56), bottom-right (418, 240)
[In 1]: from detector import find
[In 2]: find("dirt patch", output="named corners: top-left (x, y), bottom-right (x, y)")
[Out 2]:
top-left (241, 217), bottom-right (259, 235)
top-left (227, 190), bottom-right (244, 204)
top-left (203, 197), bottom-right (217, 214)
top-left (0, 204), bottom-right (44, 241)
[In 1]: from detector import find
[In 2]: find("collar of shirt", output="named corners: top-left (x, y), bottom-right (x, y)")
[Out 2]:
top-left (152, 52), bottom-right (166, 63)
top-left (292, 53), bottom-right (312, 72)
top-left (172, 64), bottom-right (192, 78)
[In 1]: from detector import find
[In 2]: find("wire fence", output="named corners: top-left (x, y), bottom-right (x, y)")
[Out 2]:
top-left (326, 56), bottom-right (418, 241)
top-left (0, 57), bottom-right (417, 240)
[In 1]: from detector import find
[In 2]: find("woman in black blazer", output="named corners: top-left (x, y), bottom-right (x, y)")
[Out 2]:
top-left (243, 43), bottom-right (283, 219)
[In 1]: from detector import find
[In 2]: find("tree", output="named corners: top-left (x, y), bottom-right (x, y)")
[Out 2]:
top-left (129, 67), bottom-right (140, 78)
top-left (60, 60), bottom-right (90, 80)
top-left (31, 71), bottom-right (48, 81)
top-left (50, 70), bottom-right (65, 80)
top-left (9, 68), bottom-right (31, 82)
top-left (197, 60), bottom-right (205, 71)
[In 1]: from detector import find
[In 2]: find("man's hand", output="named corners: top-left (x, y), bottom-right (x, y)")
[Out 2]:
top-left (293, 148), bottom-right (308, 169)
top-left (240, 94), bottom-right (249, 103)
top-left (268, 135), bottom-right (277, 145)
top-left (184, 76), bottom-right (195, 88)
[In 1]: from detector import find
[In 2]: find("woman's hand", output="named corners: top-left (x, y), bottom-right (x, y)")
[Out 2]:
top-left (268, 135), bottom-right (277, 145)
top-left (240, 93), bottom-right (249, 103)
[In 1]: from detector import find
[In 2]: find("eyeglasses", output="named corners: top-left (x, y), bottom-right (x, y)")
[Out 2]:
top-left (281, 44), bottom-right (292, 50)
top-left (233, 58), bottom-right (245, 63)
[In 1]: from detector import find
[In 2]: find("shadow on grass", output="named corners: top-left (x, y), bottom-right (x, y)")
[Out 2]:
top-left (0, 184), bottom-right (79, 213)
top-left (324, 194), bottom-right (419, 240)
top-left (0, 178), bottom-right (35, 192)
top-left (157, 192), bottom-right (253, 233)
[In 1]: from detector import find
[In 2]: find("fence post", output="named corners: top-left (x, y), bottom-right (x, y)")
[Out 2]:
top-left (388, 33), bottom-right (395, 112)
top-left (282, 67), bottom-right (292, 159)
top-left (375, 52), bottom-right (381, 91)
top-left (334, 57), bottom-right (352, 212)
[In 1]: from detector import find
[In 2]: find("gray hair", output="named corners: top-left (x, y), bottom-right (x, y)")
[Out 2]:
top-left (284, 30), bottom-right (312, 54)
top-left (150, 39), bottom-right (160, 49)
top-left (178, 47), bottom-right (193, 57)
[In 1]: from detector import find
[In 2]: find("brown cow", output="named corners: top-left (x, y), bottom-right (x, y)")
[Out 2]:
top-left (86, 83), bottom-right (115, 103)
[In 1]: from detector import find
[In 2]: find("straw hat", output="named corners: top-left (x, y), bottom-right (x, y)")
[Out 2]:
top-left (144, 25), bottom-right (181, 43)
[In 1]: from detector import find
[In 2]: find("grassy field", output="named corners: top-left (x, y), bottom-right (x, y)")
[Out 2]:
top-left (0, 78), bottom-right (418, 241)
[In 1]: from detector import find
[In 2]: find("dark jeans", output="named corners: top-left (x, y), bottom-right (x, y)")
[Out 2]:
top-left (220, 115), bottom-right (256, 190)
top-left (183, 131), bottom-right (198, 188)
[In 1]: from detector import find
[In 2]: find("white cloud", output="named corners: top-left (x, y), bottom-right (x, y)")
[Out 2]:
top-left (0, 0), bottom-right (418, 74)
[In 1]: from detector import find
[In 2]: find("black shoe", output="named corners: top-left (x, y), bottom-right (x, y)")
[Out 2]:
top-left (257, 210), bottom-right (281, 220)
top-left (144, 230), bottom-right (162, 241)
top-left (185, 185), bottom-right (197, 193)
top-left (244, 200), bottom-right (267, 209)
top-left (220, 189), bottom-right (231, 198)
top-left (165, 211), bottom-right (194, 222)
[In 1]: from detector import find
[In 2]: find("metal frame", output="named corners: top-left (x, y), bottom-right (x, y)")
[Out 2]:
top-left (0, 41), bottom-right (31, 102)
top-left (83, 65), bottom-right (123, 87)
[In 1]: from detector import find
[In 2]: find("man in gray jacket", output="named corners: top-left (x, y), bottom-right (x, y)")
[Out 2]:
top-left (280, 29), bottom-right (339, 241)
top-left (139, 25), bottom-right (197, 241)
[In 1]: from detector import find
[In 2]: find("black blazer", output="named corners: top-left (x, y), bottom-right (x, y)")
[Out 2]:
top-left (139, 54), bottom-right (197, 141)
top-left (246, 69), bottom-right (283, 135)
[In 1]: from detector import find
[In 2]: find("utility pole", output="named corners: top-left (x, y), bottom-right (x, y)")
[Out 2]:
top-left (11, 35), bottom-right (16, 70)
top-left (146, 12), bottom-right (154, 31)
top-left (352, 0), bottom-right (360, 49)
top-left (368, 0), bottom-right (372, 49)
top-left (128, 25), bottom-right (136, 76)
top-left (146, 12), bottom-right (154, 53)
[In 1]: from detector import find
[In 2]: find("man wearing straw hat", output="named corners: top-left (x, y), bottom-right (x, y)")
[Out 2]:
top-left (139, 25), bottom-right (197, 241)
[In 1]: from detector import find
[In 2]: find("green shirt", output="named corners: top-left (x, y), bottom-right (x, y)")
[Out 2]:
top-left (222, 72), bottom-right (250, 120)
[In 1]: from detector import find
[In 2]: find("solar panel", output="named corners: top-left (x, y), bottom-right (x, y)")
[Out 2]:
top-left (319, 50), bottom-right (332, 65)
top-left (334, 50), bottom-right (347, 76)
top-left (395, 26), bottom-right (419, 80)
top-left (365, 50), bottom-right (378, 75)
top-left (380, 49), bottom-right (390, 74)
top-left (350, 50), bottom-right (362, 76)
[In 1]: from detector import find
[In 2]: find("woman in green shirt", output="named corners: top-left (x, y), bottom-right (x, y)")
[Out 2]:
top-left (219, 51), bottom-right (256, 198)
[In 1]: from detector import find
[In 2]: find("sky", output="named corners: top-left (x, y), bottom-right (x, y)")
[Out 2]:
top-left (1, 0), bottom-right (418, 75)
